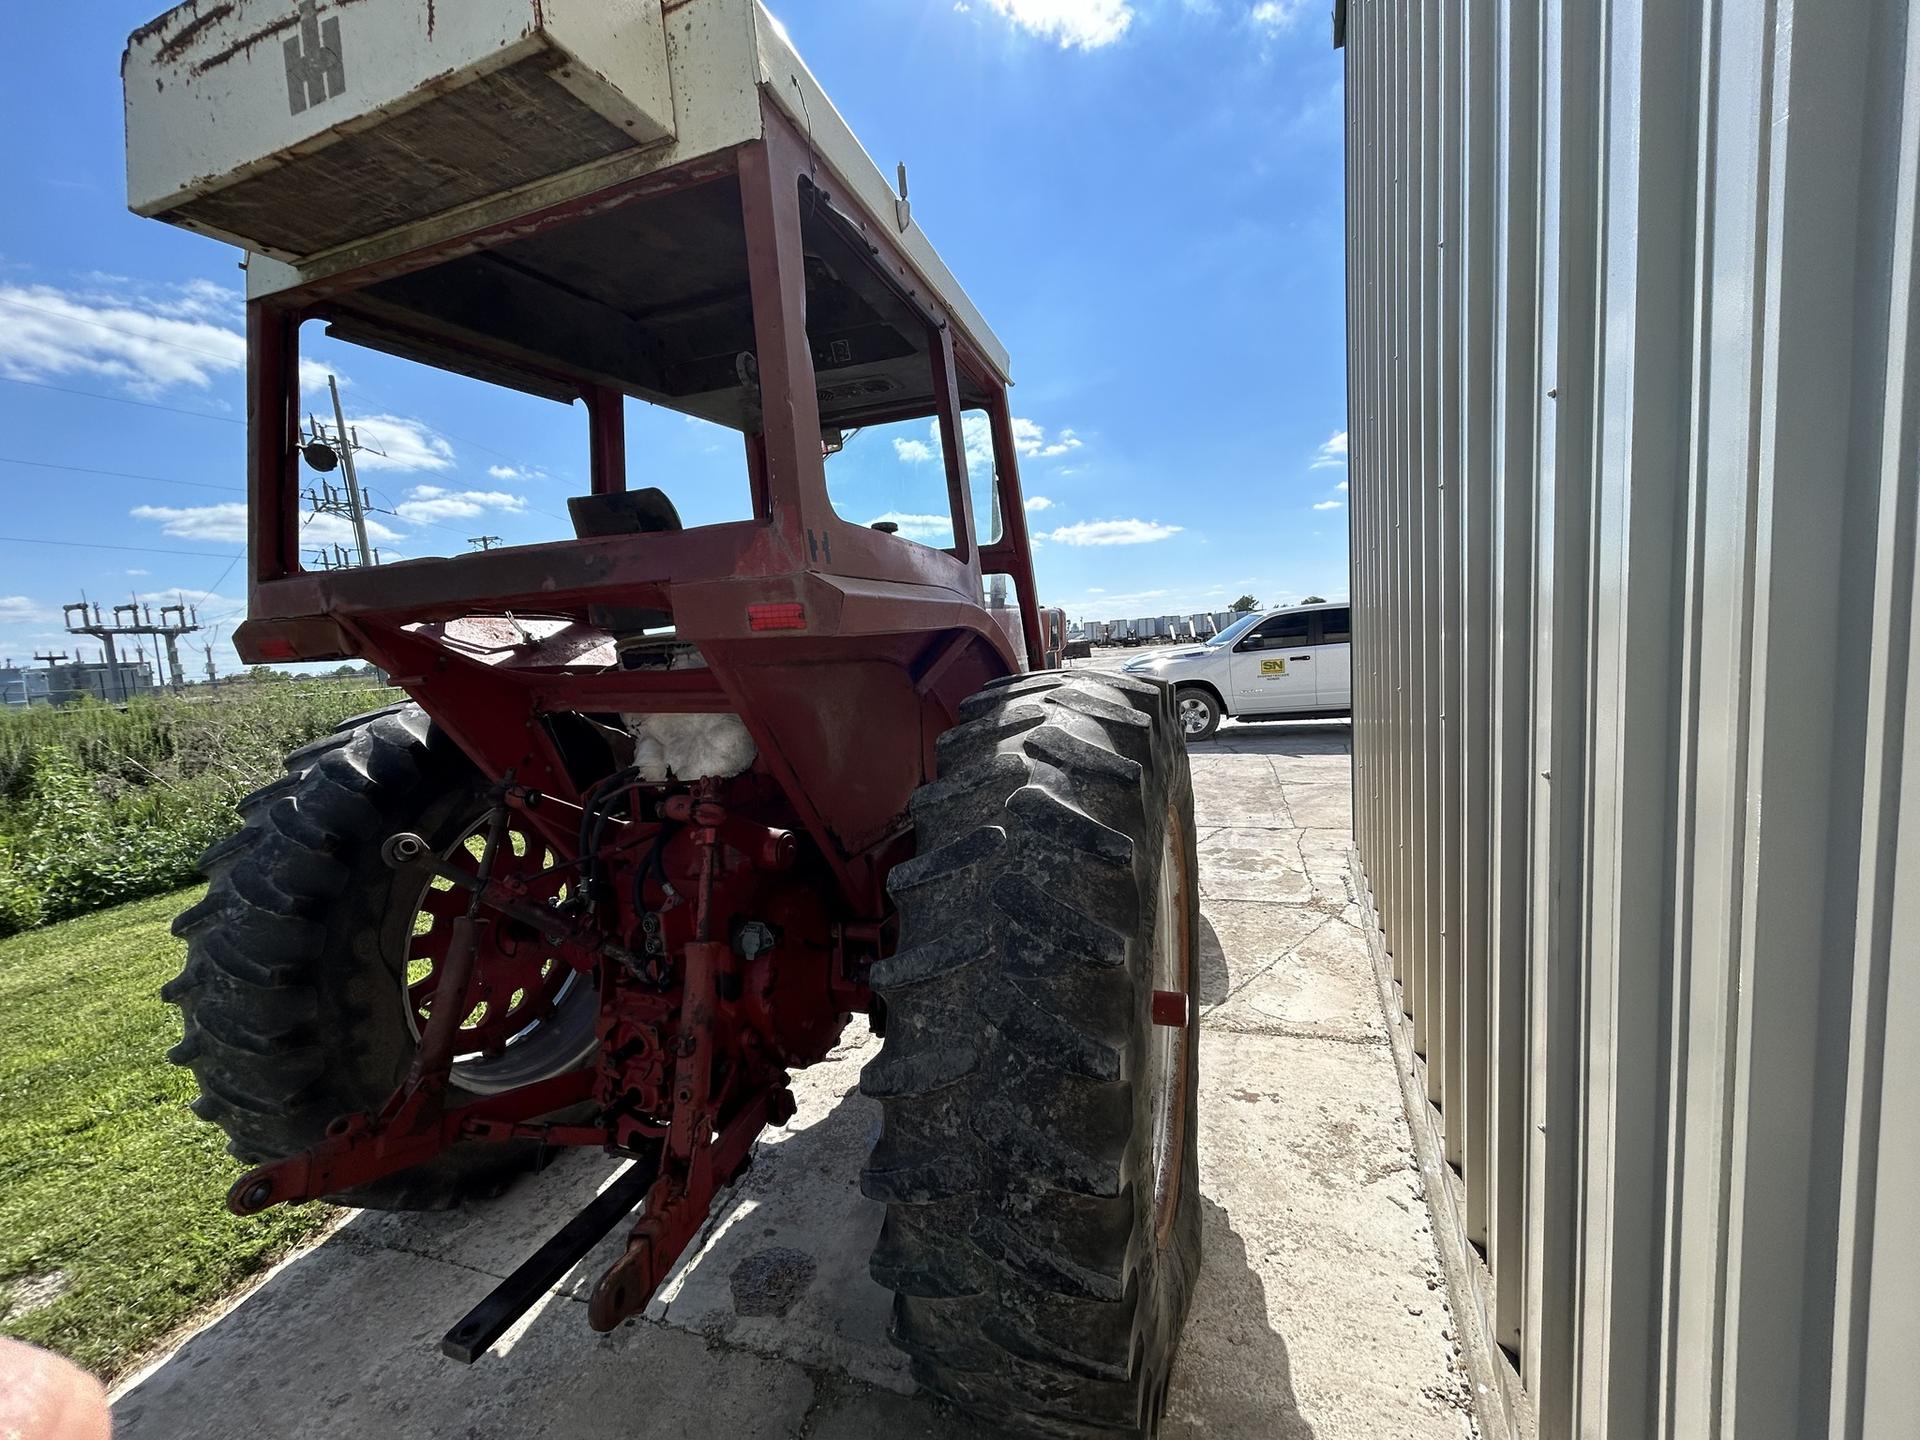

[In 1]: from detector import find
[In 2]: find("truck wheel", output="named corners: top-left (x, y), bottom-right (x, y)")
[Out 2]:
top-left (164, 704), bottom-right (600, 1210)
top-left (862, 670), bottom-right (1202, 1437)
top-left (1173, 686), bottom-right (1220, 742)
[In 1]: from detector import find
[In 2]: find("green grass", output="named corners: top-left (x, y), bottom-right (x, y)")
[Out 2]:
top-left (0, 888), bottom-right (334, 1379)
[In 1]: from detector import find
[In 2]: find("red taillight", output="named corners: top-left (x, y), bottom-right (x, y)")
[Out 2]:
top-left (255, 637), bottom-right (298, 661)
top-left (747, 603), bottom-right (806, 632)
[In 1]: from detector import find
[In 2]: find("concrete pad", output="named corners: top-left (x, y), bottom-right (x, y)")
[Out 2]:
top-left (112, 1242), bottom-right (817, 1440)
top-left (1201, 902), bottom-right (1386, 1043)
top-left (646, 1030), bottom-right (909, 1392)
top-left (1192, 759), bottom-right (1294, 830)
top-left (1198, 826), bottom-right (1314, 904)
top-left (1280, 780), bottom-right (1354, 829)
top-left (1175, 1029), bottom-right (1474, 1439)
top-left (109, 723), bottom-right (1477, 1440)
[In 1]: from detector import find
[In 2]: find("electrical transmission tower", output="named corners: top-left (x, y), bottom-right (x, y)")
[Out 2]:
top-left (61, 598), bottom-right (202, 698)
top-left (301, 374), bottom-right (391, 568)
top-left (469, 535), bottom-right (502, 551)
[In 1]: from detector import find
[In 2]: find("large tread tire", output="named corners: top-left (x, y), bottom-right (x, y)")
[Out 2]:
top-left (862, 670), bottom-right (1203, 1437)
top-left (164, 703), bottom-right (580, 1210)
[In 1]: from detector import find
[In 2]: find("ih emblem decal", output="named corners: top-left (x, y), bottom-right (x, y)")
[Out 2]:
top-left (284, 1), bottom-right (347, 116)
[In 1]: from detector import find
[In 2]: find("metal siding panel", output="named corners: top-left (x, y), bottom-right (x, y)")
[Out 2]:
top-left (1487, 0), bottom-right (1541, 1359)
top-left (1438, 0), bottom-right (1469, 1171)
top-left (1344, 2), bottom-right (1919, 1437)
top-left (1830, 13), bottom-right (1920, 1428)
top-left (1575, 1), bottom-right (1696, 1431)
top-left (1459, 0), bottom-right (1498, 1255)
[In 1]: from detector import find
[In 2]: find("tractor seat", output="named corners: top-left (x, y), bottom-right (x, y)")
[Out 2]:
top-left (570, 488), bottom-right (682, 637)
top-left (567, 487), bottom-right (683, 538)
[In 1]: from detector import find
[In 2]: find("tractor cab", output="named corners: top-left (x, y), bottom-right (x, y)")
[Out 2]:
top-left (127, 0), bottom-right (1045, 902)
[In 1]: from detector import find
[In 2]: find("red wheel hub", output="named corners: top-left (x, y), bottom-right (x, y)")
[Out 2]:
top-left (406, 817), bottom-right (574, 1061)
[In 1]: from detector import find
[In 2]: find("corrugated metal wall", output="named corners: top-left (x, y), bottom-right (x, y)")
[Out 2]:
top-left (1338, 2), bottom-right (1919, 1437)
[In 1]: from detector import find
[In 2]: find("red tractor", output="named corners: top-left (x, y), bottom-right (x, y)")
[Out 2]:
top-left (126, 2), bottom-right (1200, 1432)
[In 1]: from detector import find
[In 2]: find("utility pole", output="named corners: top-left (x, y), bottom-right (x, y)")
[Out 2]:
top-left (469, 535), bottom-right (502, 551)
top-left (300, 378), bottom-right (389, 567)
top-left (329, 374), bottom-right (374, 568)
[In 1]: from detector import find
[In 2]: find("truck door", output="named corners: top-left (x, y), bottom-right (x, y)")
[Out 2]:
top-left (1228, 610), bottom-right (1317, 713)
top-left (1312, 606), bottom-right (1352, 708)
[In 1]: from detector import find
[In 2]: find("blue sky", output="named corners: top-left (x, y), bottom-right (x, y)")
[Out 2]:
top-left (0, 0), bottom-right (1349, 674)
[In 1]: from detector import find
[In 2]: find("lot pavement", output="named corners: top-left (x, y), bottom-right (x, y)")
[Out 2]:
top-left (111, 715), bottom-right (1476, 1440)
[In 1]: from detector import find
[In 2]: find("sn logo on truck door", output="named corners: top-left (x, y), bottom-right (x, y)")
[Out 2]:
top-left (284, 1), bottom-right (347, 116)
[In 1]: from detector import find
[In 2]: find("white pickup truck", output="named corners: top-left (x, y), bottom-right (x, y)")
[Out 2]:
top-left (1121, 601), bottom-right (1352, 739)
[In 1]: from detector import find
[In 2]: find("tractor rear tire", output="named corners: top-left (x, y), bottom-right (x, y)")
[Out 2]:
top-left (862, 670), bottom-right (1203, 1437)
top-left (164, 703), bottom-right (597, 1210)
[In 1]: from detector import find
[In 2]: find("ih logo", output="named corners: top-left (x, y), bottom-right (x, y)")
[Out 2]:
top-left (283, 1), bottom-right (347, 116)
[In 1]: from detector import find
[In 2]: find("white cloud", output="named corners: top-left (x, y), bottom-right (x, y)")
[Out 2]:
top-left (983, 0), bottom-right (1133, 49)
top-left (487, 463), bottom-right (549, 482)
top-left (1026, 495), bottom-right (1055, 512)
top-left (0, 279), bottom-right (245, 396)
top-left (302, 511), bottom-right (405, 546)
top-left (125, 569), bottom-right (149, 577)
top-left (1087, 587), bottom-right (1106, 594)
top-left (131, 503), bottom-right (248, 544)
top-left (1011, 417), bottom-right (1083, 459)
top-left (343, 415), bottom-right (456, 473)
top-left (394, 486), bottom-right (527, 523)
top-left (868, 511), bottom-right (955, 542)
top-left (298, 358), bottom-right (343, 398)
top-left (1311, 430), bottom-right (1348, 469)
top-left (890, 415), bottom-right (1083, 472)
top-left (0, 596), bottom-right (49, 625)
top-left (1336, 478), bottom-right (1348, 491)
top-left (1312, 499), bottom-right (1343, 511)
top-left (129, 503), bottom-right (405, 548)
top-left (1250, 0), bottom-right (1311, 33)
top-left (1045, 518), bottom-right (1182, 546)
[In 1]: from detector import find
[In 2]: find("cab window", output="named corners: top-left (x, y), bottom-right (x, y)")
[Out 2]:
top-left (1317, 607), bottom-right (1351, 644)
top-left (1239, 612), bottom-right (1310, 650)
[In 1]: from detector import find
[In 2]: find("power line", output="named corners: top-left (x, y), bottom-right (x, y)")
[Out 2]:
top-left (0, 455), bottom-right (244, 493)
top-left (0, 533), bottom-right (242, 558)
top-left (0, 375), bottom-right (246, 426)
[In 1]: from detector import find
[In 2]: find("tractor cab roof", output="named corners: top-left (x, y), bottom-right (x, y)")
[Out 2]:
top-left (124, 0), bottom-right (1010, 426)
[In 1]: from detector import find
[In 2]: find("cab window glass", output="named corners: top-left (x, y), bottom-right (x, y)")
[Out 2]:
top-left (962, 408), bottom-right (1003, 546)
top-left (1246, 612), bottom-right (1310, 647)
top-left (822, 418), bottom-right (957, 549)
top-left (1319, 607), bottom-right (1351, 644)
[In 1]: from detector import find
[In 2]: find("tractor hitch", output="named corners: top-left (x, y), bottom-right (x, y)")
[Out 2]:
top-left (225, 1067), bottom-right (598, 1215)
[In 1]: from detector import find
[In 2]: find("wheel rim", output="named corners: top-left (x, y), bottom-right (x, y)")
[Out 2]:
top-left (1147, 812), bottom-right (1192, 1241)
top-left (403, 813), bottom-right (598, 1094)
top-left (1178, 695), bottom-right (1212, 735)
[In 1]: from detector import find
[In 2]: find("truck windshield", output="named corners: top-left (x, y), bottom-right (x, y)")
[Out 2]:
top-left (1208, 613), bottom-right (1262, 647)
